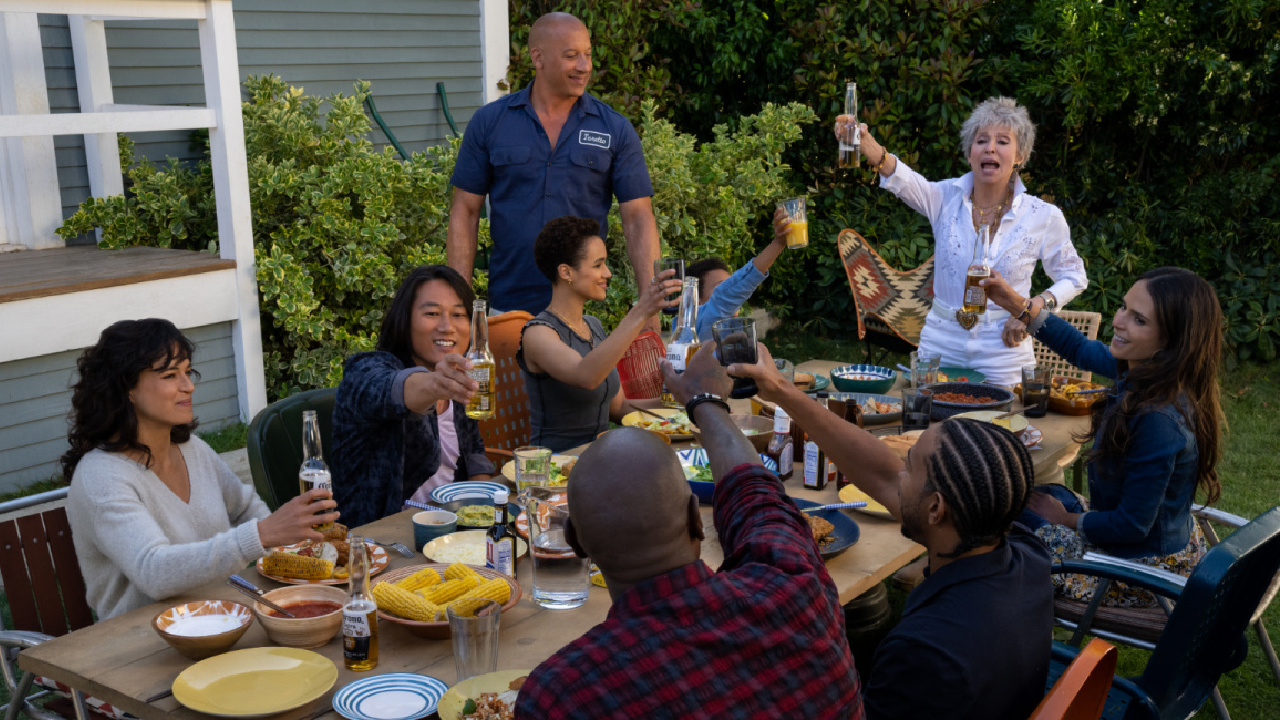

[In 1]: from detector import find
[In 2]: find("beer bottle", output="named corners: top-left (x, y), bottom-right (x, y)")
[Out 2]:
top-left (465, 299), bottom-right (496, 420)
top-left (962, 224), bottom-right (992, 314)
top-left (342, 537), bottom-right (379, 671)
top-left (485, 490), bottom-right (517, 577)
top-left (838, 82), bottom-right (860, 168)
top-left (835, 397), bottom-right (864, 490)
top-left (298, 410), bottom-right (333, 532)
top-left (764, 407), bottom-right (794, 480)
top-left (662, 277), bottom-right (701, 404)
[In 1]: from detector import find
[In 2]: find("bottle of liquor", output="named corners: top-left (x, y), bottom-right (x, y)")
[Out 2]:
top-left (486, 490), bottom-right (517, 577)
top-left (764, 407), bottom-right (794, 480)
top-left (962, 224), bottom-right (992, 314)
top-left (835, 397), bottom-right (864, 491)
top-left (342, 537), bottom-right (379, 671)
top-left (838, 81), bottom-right (860, 168)
top-left (662, 277), bottom-right (701, 404)
top-left (298, 409), bottom-right (333, 532)
top-left (465, 299), bottom-right (496, 420)
top-left (803, 394), bottom-right (835, 491)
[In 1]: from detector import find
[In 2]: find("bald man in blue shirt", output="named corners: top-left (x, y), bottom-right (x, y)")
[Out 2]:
top-left (447, 12), bottom-right (660, 319)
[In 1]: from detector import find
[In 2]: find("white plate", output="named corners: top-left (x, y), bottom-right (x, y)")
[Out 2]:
top-left (499, 454), bottom-right (576, 483)
top-left (332, 673), bottom-right (448, 720)
top-left (430, 481), bottom-right (509, 504)
top-left (421, 530), bottom-right (528, 564)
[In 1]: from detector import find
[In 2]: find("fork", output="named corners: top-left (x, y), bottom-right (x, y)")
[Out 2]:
top-left (369, 540), bottom-right (414, 558)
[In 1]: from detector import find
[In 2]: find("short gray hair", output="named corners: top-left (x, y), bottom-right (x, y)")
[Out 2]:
top-left (959, 96), bottom-right (1036, 165)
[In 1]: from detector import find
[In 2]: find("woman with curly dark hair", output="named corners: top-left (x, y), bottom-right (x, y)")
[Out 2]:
top-left (982, 267), bottom-right (1224, 606)
top-left (63, 319), bottom-right (336, 619)
top-left (519, 216), bottom-right (682, 451)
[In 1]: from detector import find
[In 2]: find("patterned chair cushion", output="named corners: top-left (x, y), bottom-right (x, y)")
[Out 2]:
top-left (838, 229), bottom-right (935, 346)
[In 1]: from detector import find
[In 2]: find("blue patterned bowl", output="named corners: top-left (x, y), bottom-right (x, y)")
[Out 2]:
top-left (829, 364), bottom-right (897, 394)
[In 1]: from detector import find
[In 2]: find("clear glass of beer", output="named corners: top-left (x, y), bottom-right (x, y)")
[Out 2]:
top-left (776, 197), bottom-right (808, 249)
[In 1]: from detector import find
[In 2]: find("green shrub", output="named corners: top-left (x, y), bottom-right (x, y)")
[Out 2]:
top-left (59, 75), bottom-right (491, 398)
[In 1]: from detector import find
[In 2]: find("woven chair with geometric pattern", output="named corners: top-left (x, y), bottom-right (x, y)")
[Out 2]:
top-left (478, 311), bottom-right (534, 457)
top-left (1034, 310), bottom-right (1102, 383)
top-left (838, 229), bottom-right (935, 364)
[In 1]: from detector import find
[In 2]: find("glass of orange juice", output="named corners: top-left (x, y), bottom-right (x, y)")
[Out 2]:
top-left (776, 197), bottom-right (808, 249)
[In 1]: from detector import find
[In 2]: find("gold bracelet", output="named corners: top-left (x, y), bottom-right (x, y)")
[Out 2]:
top-left (870, 151), bottom-right (889, 183)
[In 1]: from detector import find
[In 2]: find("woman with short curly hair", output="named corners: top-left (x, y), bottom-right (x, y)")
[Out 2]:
top-left (519, 216), bottom-right (682, 451)
top-left (63, 319), bottom-right (335, 619)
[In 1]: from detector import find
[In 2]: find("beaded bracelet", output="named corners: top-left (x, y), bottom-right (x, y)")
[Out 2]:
top-left (1015, 298), bottom-right (1033, 324)
top-left (869, 151), bottom-right (890, 183)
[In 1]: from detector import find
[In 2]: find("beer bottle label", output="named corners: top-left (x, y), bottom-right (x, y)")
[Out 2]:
top-left (803, 441), bottom-right (821, 488)
top-left (778, 442), bottom-right (793, 476)
top-left (666, 344), bottom-right (689, 372)
top-left (342, 610), bottom-right (372, 660)
top-left (964, 285), bottom-right (986, 307)
top-left (467, 366), bottom-right (492, 391)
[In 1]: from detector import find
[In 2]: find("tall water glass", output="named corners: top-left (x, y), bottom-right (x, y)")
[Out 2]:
top-left (447, 599), bottom-right (500, 682)
top-left (655, 257), bottom-right (685, 315)
top-left (523, 488), bottom-right (589, 609)
top-left (713, 318), bottom-right (759, 399)
top-left (514, 445), bottom-right (552, 494)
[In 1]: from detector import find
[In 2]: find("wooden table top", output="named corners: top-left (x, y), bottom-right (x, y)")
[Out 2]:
top-left (20, 359), bottom-right (1088, 720)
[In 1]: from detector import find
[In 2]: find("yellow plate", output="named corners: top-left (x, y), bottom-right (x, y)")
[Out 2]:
top-left (838, 485), bottom-right (894, 520)
top-left (951, 410), bottom-right (1029, 433)
top-left (172, 647), bottom-right (337, 717)
top-left (620, 408), bottom-right (693, 440)
top-left (499, 454), bottom-right (577, 484)
top-left (437, 669), bottom-right (533, 720)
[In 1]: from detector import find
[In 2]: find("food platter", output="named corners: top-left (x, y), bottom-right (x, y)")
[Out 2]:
top-left (830, 391), bottom-right (902, 425)
top-left (436, 669), bottom-right (532, 720)
top-left (837, 484), bottom-right (894, 520)
top-left (800, 374), bottom-right (831, 394)
top-left (792, 498), bottom-right (861, 560)
top-left (675, 448), bottom-right (777, 504)
top-left (421, 529), bottom-right (528, 564)
top-left (171, 647), bottom-right (337, 717)
top-left (620, 407), bottom-right (694, 440)
top-left (499, 454), bottom-right (577, 484)
top-left (936, 367), bottom-right (985, 383)
top-left (332, 673), bottom-right (449, 720)
top-left (256, 541), bottom-right (387, 585)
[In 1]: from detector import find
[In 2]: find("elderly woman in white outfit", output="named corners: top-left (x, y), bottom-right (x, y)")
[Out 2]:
top-left (838, 97), bottom-right (1088, 386)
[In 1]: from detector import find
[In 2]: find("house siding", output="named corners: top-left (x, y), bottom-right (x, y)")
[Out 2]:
top-left (0, 322), bottom-right (241, 494)
top-left (42, 0), bottom-right (484, 223)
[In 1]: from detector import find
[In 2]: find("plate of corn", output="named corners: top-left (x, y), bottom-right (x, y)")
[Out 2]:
top-left (369, 562), bottom-right (521, 639)
top-left (257, 540), bottom-right (389, 585)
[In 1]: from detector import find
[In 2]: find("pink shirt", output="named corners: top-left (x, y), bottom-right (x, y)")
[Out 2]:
top-left (407, 401), bottom-right (461, 505)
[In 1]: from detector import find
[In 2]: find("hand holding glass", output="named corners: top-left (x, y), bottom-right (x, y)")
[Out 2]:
top-left (776, 197), bottom-right (808, 249)
top-left (713, 318), bottom-right (759, 399)
top-left (654, 258), bottom-right (685, 315)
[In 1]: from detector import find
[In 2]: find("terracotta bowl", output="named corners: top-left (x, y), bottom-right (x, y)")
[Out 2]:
top-left (372, 563), bottom-right (521, 640)
top-left (252, 585), bottom-right (347, 648)
top-left (152, 600), bottom-right (253, 660)
top-left (691, 413), bottom-right (772, 453)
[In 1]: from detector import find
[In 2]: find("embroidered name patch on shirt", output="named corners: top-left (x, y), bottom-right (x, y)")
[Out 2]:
top-left (579, 130), bottom-right (611, 149)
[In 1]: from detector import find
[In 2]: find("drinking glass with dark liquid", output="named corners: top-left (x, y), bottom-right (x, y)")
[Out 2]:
top-left (655, 258), bottom-right (685, 315)
top-left (712, 318), bottom-right (759, 399)
top-left (1021, 366), bottom-right (1051, 418)
top-left (900, 387), bottom-right (933, 432)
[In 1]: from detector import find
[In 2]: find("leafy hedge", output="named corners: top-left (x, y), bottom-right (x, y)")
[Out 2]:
top-left (509, 0), bottom-right (1280, 361)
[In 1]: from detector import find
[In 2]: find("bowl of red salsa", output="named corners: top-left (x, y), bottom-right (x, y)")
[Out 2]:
top-left (252, 585), bottom-right (346, 648)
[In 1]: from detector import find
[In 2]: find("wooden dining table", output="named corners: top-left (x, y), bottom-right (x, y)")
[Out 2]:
top-left (19, 360), bottom-right (1089, 720)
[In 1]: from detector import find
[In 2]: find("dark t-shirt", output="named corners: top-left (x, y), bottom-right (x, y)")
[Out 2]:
top-left (864, 527), bottom-right (1053, 720)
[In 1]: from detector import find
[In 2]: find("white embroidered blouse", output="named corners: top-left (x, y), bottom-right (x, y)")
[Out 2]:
top-left (880, 160), bottom-right (1087, 312)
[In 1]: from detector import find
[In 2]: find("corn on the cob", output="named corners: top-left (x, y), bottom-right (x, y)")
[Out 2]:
top-left (372, 581), bottom-right (440, 621)
top-left (444, 563), bottom-right (480, 581)
top-left (261, 551), bottom-right (333, 580)
top-left (396, 567), bottom-right (441, 592)
top-left (453, 577), bottom-right (511, 605)
top-left (420, 575), bottom-right (480, 604)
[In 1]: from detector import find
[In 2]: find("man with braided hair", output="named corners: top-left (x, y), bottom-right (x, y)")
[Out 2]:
top-left (730, 348), bottom-right (1053, 720)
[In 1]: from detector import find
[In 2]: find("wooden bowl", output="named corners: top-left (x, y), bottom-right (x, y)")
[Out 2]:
top-left (372, 564), bottom-right (521, 640)
top-left (691, 414), bottom-right (772, 453)
top-left (252, 585), bottom-right (346, 648)
top-left (1047, 377), bottom-right (1106, 416)
top-left (153, 600), bottom-right (253, 660)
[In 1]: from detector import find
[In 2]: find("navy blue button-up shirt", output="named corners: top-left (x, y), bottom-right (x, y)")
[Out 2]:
top-left (450, 82), bottom-right (654, 313)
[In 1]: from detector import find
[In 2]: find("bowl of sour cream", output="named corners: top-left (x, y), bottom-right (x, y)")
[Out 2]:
top-left (153, 600), bottom-right (253, 660)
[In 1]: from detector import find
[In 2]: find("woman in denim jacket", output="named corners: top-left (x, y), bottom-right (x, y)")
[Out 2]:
top-left (332, 266), bottom-right (495, 527)
top-left (982, 266), bottom-right (1223, 606)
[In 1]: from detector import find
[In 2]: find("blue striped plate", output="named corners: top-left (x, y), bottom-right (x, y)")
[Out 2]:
top-left (430, 480), bottom-right (509, 504)
top-left (332, 673), bottom-right (448, 720)
top-left (676, 449), bottom-right (777, 504)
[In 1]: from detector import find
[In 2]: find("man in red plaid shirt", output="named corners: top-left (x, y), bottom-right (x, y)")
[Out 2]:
top-left (515, 344), bottom-right (864, 719)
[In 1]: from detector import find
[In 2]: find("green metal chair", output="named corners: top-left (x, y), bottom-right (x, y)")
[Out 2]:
top-left (1045, 505), bottom-right (1280, 719)
top-left (247, 387), bottom-right (337, 510)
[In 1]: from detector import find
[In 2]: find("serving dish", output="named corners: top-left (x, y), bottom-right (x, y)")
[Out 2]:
top-left (430, 480), bottom-right (509, 505)
top-left (793, 498), bottom-right (861, 559)
top-left (252, 585), bottom-right (345, 648)
top-left (256, 541), bottom-right (387, 585)
top-left (690, 413), bottom-right (772, 453)
top-left (371, 563), bottom-right (521, 639)
top-left (332, 673), bottom-right (449, 720)
top-left (829, 364), bottom-right (896, 394)
top-left (499, 454), bottom-right (577, 484)
top-left (675, 448), bottom-right (777, 504)
top-left (620, 407), bottom-right (694, 440)
top-left (152, 600), bottom-right (252, 660)
top-left (436, 669), bottom-right (532, 720)
top-left (830, 391), bottom-right (902, 425)
top-left (926, 382), bottom-right (1014, 419)
top-left (421, 529), bottom-right (528, 564)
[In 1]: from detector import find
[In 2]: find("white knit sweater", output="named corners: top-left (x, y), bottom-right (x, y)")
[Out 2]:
top-left (66, 437), bottom-right (271, 619)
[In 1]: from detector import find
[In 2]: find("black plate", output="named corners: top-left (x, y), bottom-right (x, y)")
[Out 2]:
top-left (793, 498), bottom-right (861, 560)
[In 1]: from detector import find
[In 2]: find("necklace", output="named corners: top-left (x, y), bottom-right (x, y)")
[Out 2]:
top-left (971, 188), bottom-right (1011, 231)
top-left (548, 309), bottom-right (595, 348)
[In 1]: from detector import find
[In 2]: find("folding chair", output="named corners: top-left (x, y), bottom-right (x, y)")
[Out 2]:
top-left (1030, 638), bottom-right (1117, 720)
top-left (837, 229), bottom-right (934, 364)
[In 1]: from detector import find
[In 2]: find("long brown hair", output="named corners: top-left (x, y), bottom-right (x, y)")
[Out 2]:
top-left (1083, 267), bottom-right (1223, 504)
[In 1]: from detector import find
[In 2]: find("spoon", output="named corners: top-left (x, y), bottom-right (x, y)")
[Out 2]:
top-left (227, 574), bottom-right (295, 618)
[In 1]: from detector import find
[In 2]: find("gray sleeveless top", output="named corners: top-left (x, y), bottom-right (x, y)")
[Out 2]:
top-left (518, 311), bottom-right (620, 452)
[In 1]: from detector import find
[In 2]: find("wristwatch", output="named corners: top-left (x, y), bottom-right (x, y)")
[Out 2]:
top-left (1039, 292), bottom-right (1058, 314)
top-left (684, 393), bottom-right (730, 427)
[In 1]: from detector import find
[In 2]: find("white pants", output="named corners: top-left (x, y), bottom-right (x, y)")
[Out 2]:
top-left (919, 299), bottom-right (1033, 387)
